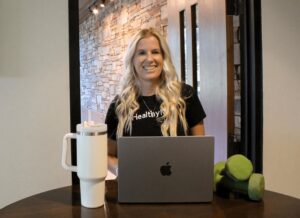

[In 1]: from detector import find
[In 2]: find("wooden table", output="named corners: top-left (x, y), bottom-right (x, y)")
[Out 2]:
top-left (1, 180), bottom-right (300, 218)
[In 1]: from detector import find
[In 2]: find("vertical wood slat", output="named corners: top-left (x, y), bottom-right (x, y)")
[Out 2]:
top-left (179, 10), bottom-right (186, 83)
top-left (226, 15), bottom-right (235, 156)
top-left (69, 0), bottom-right (81, 185)
top-left (191, 4), bottom-right (198, 89)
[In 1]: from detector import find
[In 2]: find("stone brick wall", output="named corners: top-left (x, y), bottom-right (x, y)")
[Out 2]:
top-left (79, 0), bottom-right (167, 123)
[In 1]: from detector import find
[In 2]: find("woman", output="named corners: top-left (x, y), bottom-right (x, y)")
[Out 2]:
top-left (105, 28), bottom-right (206, 169)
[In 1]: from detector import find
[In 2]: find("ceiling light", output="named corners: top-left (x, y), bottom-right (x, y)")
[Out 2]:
top-left (100, 0), bottom-right (105, 8)
top-left (89, 4), bottom-right (99, 15)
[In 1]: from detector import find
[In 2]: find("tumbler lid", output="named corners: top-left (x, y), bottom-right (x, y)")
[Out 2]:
top-left (76, 122), bottom-right (107, 135)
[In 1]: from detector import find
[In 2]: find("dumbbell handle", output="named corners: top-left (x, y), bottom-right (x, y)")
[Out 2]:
top-left (217, 173), bottom-right (265, 201)
top-left (218, 176), bottom-right (248, 194)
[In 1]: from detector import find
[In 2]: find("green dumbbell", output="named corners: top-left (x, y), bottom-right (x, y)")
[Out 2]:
top-left (225, 154), bottom-right (253, 181)
top-left (214, 154), bottom-right (253, 188)
top-left (217, 173), bottom-right (265, 201)
top-left (213, 161), bottom-right (226, 192)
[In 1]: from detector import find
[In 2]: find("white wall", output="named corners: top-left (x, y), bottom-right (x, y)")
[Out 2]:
top-left (167, 0), bottom-right (228, 163)
top-left (262, 0), bottom-right (300, 199)
top-left (0, 0), bottom-right (71, 208)
top-left (197, 0), bottom-right (227, 163)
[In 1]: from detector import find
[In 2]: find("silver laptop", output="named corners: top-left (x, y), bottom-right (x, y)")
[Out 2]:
top-left (117, 136), bottom-right (214, 203)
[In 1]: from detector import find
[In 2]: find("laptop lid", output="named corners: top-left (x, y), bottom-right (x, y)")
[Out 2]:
top-left (117, 136), bottom-right (214, 203)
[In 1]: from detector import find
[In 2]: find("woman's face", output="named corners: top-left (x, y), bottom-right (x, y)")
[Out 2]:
top-left (133, 36), bottom-right (163, 85)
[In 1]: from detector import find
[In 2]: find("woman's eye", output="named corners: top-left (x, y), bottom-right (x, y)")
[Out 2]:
top-left (152, 50), bottom-right (161, 54)
top-left (137, 50), bottom-right (146, 55)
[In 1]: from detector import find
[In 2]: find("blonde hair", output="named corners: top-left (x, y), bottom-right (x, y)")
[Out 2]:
top-left (116, 28), bottom-right (188, 137)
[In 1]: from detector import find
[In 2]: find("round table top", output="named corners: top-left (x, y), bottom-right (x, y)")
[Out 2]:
top-left (1, 180), bottom-right (300, 218)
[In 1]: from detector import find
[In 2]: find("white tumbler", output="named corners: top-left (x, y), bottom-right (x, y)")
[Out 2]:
top-left (62, 123), bottom-right (107, 208)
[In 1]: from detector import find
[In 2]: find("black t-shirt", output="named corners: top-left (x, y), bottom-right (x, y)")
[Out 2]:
top-left (105, 83), bottom-right (206, 140)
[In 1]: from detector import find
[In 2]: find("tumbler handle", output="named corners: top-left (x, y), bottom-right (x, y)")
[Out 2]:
top-left (62, 133), bottom-right (77, 172)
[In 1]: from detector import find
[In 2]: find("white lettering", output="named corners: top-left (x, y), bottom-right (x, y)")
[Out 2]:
top-left (133, 109), bottom-right (164, 121)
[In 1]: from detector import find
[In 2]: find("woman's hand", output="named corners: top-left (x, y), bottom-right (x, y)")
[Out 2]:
top-left (107, 138), bottom-right (118, 176)
top-left (108, 155), bottom-right (118, 176)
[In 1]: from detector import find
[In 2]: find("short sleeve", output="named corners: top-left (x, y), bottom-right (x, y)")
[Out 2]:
top-left (182, 84), bottom-right (206, 128)
top-left (105, 97), bottom-right (119, 140)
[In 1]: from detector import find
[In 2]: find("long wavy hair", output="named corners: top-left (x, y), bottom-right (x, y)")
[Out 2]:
top-left (116, 28), bottom-right (188, 137)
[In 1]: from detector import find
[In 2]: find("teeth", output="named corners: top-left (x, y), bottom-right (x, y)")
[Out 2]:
top-left (144, 66), bottom-right (156, 70)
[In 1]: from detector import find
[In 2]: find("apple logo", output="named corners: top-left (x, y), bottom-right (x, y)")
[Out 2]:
top-left (160, 162), bottom-right (172, 176)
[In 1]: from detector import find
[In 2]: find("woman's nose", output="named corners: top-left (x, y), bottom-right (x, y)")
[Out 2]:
top-left (146, 52), bottom-right (154, 61)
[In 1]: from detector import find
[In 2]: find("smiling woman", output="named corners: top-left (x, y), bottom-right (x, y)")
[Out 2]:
top-left (105, 28), bottom-right (206, 162)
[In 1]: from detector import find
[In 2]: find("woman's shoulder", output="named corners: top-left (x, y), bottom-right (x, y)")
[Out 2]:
top-left (105, 95), bottom-right (120, 123)
top-left (108, 95), bottom-right (120, 108)
top-left (180, 83), bottom-right (195, 98)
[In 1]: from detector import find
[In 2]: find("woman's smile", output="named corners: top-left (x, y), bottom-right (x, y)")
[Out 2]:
top-left (143, 65), bottom-right (158, 71)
